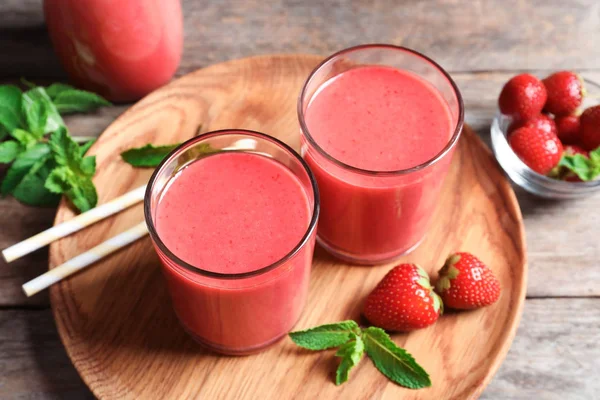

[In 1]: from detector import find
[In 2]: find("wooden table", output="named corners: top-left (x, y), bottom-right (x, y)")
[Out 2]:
top-left (1, 1), bottom-right (598, 399)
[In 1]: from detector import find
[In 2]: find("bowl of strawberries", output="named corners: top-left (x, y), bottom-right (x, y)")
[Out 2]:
top-left (491, 71), bottom-right (600, 198)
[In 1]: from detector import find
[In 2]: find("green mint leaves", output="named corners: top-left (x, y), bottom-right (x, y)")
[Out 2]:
top-left (289, 321), bottom-right (431, 389)
top-left (0, 81), bottom-right (110, 212)
top-left (362, 327), bottom-right (431, 389)
top-left (121, 143), bottom-right (181, 167)
top-left (335, 334), bottom-right (364, 385)
top-left (558, 147), bottom-right (600, 181)
top-left (45, 128), bottom-right (98, 212)
top-left (289, 320), bottom-right (362, 350)
top-left (46, 83), bottom-right (111, 114)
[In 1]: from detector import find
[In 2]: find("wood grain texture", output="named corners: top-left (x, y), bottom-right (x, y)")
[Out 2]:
top-left (47, 55), bottom-right (526, 399)
top-left (0, 309), bottom-right (93, 400)
top-left (2, 0), bottom-right (600, 78)
top-left (5, 299), bottom-right (598, 400)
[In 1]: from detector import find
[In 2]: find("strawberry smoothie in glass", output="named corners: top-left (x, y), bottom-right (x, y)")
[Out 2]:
top-left (298, 45), bottom-right (464, 264)
top-left (145, 130), bottom-right (319, 355)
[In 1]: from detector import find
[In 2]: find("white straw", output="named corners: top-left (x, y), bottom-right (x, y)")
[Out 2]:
top-left (22, 221), bottom-right (149, 297)
top-left (3, 185), bottom-right (147, 263)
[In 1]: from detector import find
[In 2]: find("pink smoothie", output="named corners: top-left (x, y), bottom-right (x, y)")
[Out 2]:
top-left (154, 152), bottom-right (314, 353)
top-left (303, 65), bottom-right (455, 262)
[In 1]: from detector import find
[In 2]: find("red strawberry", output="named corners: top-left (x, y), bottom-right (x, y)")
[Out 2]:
top-left (507, 114), bottom-right (557, 136)
top-left (509, 127), bottom-right (563, 175)
top-left (435, 253), bottom-right (501, 310)
top-left (498, 74), bottom-right (547, 120)
top-left (543, 71), bottom-right (585, 116)
top-left (363, 264), bottom-right (442, 332)
top-left (555, 114), bottom-right (581, 144)
top-left (581, 105), bottom-right (600, 151)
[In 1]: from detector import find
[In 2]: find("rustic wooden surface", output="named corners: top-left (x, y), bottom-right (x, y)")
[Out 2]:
top-left (46, 55), bottom-right (526, 399)
top-left (0, 0), bottom-right (598, 399)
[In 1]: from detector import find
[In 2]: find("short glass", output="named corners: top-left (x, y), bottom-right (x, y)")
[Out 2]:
top-left (298, 44), bottom-right (464, 264)
top-left (145, 130), bottom-right (319, 355)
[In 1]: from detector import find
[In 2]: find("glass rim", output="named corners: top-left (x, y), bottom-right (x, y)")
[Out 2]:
top-left (144, 129), bottom-right (320, 280)
top-left (297, 43), bottom-right (465, 176)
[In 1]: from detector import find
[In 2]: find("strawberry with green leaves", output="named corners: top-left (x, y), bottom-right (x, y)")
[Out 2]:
top-left (363, 264), bottom-right (442, 332)
top-left (559, 146), bottom-right (600, 182)
top-left (435, 253), bottom-right (501, 310)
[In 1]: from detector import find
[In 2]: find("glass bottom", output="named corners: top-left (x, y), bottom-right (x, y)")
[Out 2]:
top-left (316, 234), bottom-right (425, 265)
top-left (181, 322), bottom-right (288, 356)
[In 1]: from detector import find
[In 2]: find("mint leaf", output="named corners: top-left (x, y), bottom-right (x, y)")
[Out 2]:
top-left (1, 143), bottom-right (51, 195)
top-left (45, 166), bottom-right (97, 211)
top-left (12, 155), bottom-right (60, 207)
top-left (0, 140), bottom-right (23, 163)
top-left (121, 143), bottom-right (180, 167)
top-left (0, 85), bottom-right (24, 132)
top-left (53, 89), bottom-right (111, 114)
top-left (12, 128), bottom-right (40, 149)
top-left (79, 139), bottom-right (96, 156)
top-left (590, 147), bottom-right (600, 164)
top-left (45, 83), bottom-right (75, 99)
top-left (21, 96), bottom-right (48, 136)
top-left (335, 334), bottom-right (364, 385)
top-left (362, 327), bottom-right (431, 389)
top-left (46, 128), bottom-right (98, 212)
top-left (289, 321), bottom-right (361, 350)
top-left (0, 125), bottom-right (9, 141)
top-left (22, 87), bottom-right (65, 134)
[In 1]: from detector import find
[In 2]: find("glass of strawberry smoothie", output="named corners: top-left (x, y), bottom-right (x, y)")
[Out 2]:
top-left (298, 44), bottom-right (464, 264)
top-left (145, 130), bottom-right (319, 355)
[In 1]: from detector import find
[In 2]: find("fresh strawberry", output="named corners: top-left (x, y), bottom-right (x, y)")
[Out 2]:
top-left (498, 74), bottom-right (547, 120)
top-left (555, 114), bottom-right (582, 144)
top-left (543, 71), bottom-right (585, 116)
top-left (363, 264), bottom-right (442, 332)
top-left (509, 127), bottom-right (563, 174)
top-left (435, 253), bottom-right (501, 310)
top-left (507, 114), bottom-right (557, 136)
top-left (581, 105), bottom-right (600, 151)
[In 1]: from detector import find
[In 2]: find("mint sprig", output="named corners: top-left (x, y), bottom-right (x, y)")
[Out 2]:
top-left (121, 143), bottom-right (181, 168)
top-left (290, 321), bottom-right (431, 389)
top-left (335, 334), bottom-right (364, 385)
top-left (558, 147), bottom-right (600, 181)
top-left (0, 81), bottom-right (110, 212)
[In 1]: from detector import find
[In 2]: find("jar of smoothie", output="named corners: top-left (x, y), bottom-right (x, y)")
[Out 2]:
top-left (145, 130), bottom-right (319, 354)
top-left (44, 0), bottom-right (183, 102)
top-left (298, 44), bottom-right (464, 264)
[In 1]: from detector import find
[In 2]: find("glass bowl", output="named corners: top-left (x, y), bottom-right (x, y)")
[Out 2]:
top-left (490, 77), bottom-right (600, 199)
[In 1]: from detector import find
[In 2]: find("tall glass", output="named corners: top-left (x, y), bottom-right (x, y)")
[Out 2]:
top-left (298, 45), bottom-right (464, 264)
top-left (145, 130), bottom-right (319, 355)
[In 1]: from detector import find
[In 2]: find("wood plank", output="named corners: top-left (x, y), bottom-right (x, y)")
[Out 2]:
top-left (0, 309), bottom-right (92, 400)
top-left (2, 299), bottom-right (597, 399)
top-left (481, 298), bottom-right (600, 400)
top-left (1, 0), bottom-right (600, 78)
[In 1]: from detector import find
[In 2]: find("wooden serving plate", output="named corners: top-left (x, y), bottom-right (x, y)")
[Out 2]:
top-left (49, 54), bottom-right (527, 399)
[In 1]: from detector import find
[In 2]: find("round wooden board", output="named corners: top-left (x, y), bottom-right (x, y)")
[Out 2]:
top-left (49, 54), bottom-right (527, 400)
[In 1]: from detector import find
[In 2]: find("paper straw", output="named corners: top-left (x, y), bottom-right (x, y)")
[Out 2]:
top-left (22, 221), bottom-right (149, 297)
top-left (3, 185), bottom-right (147, 263)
